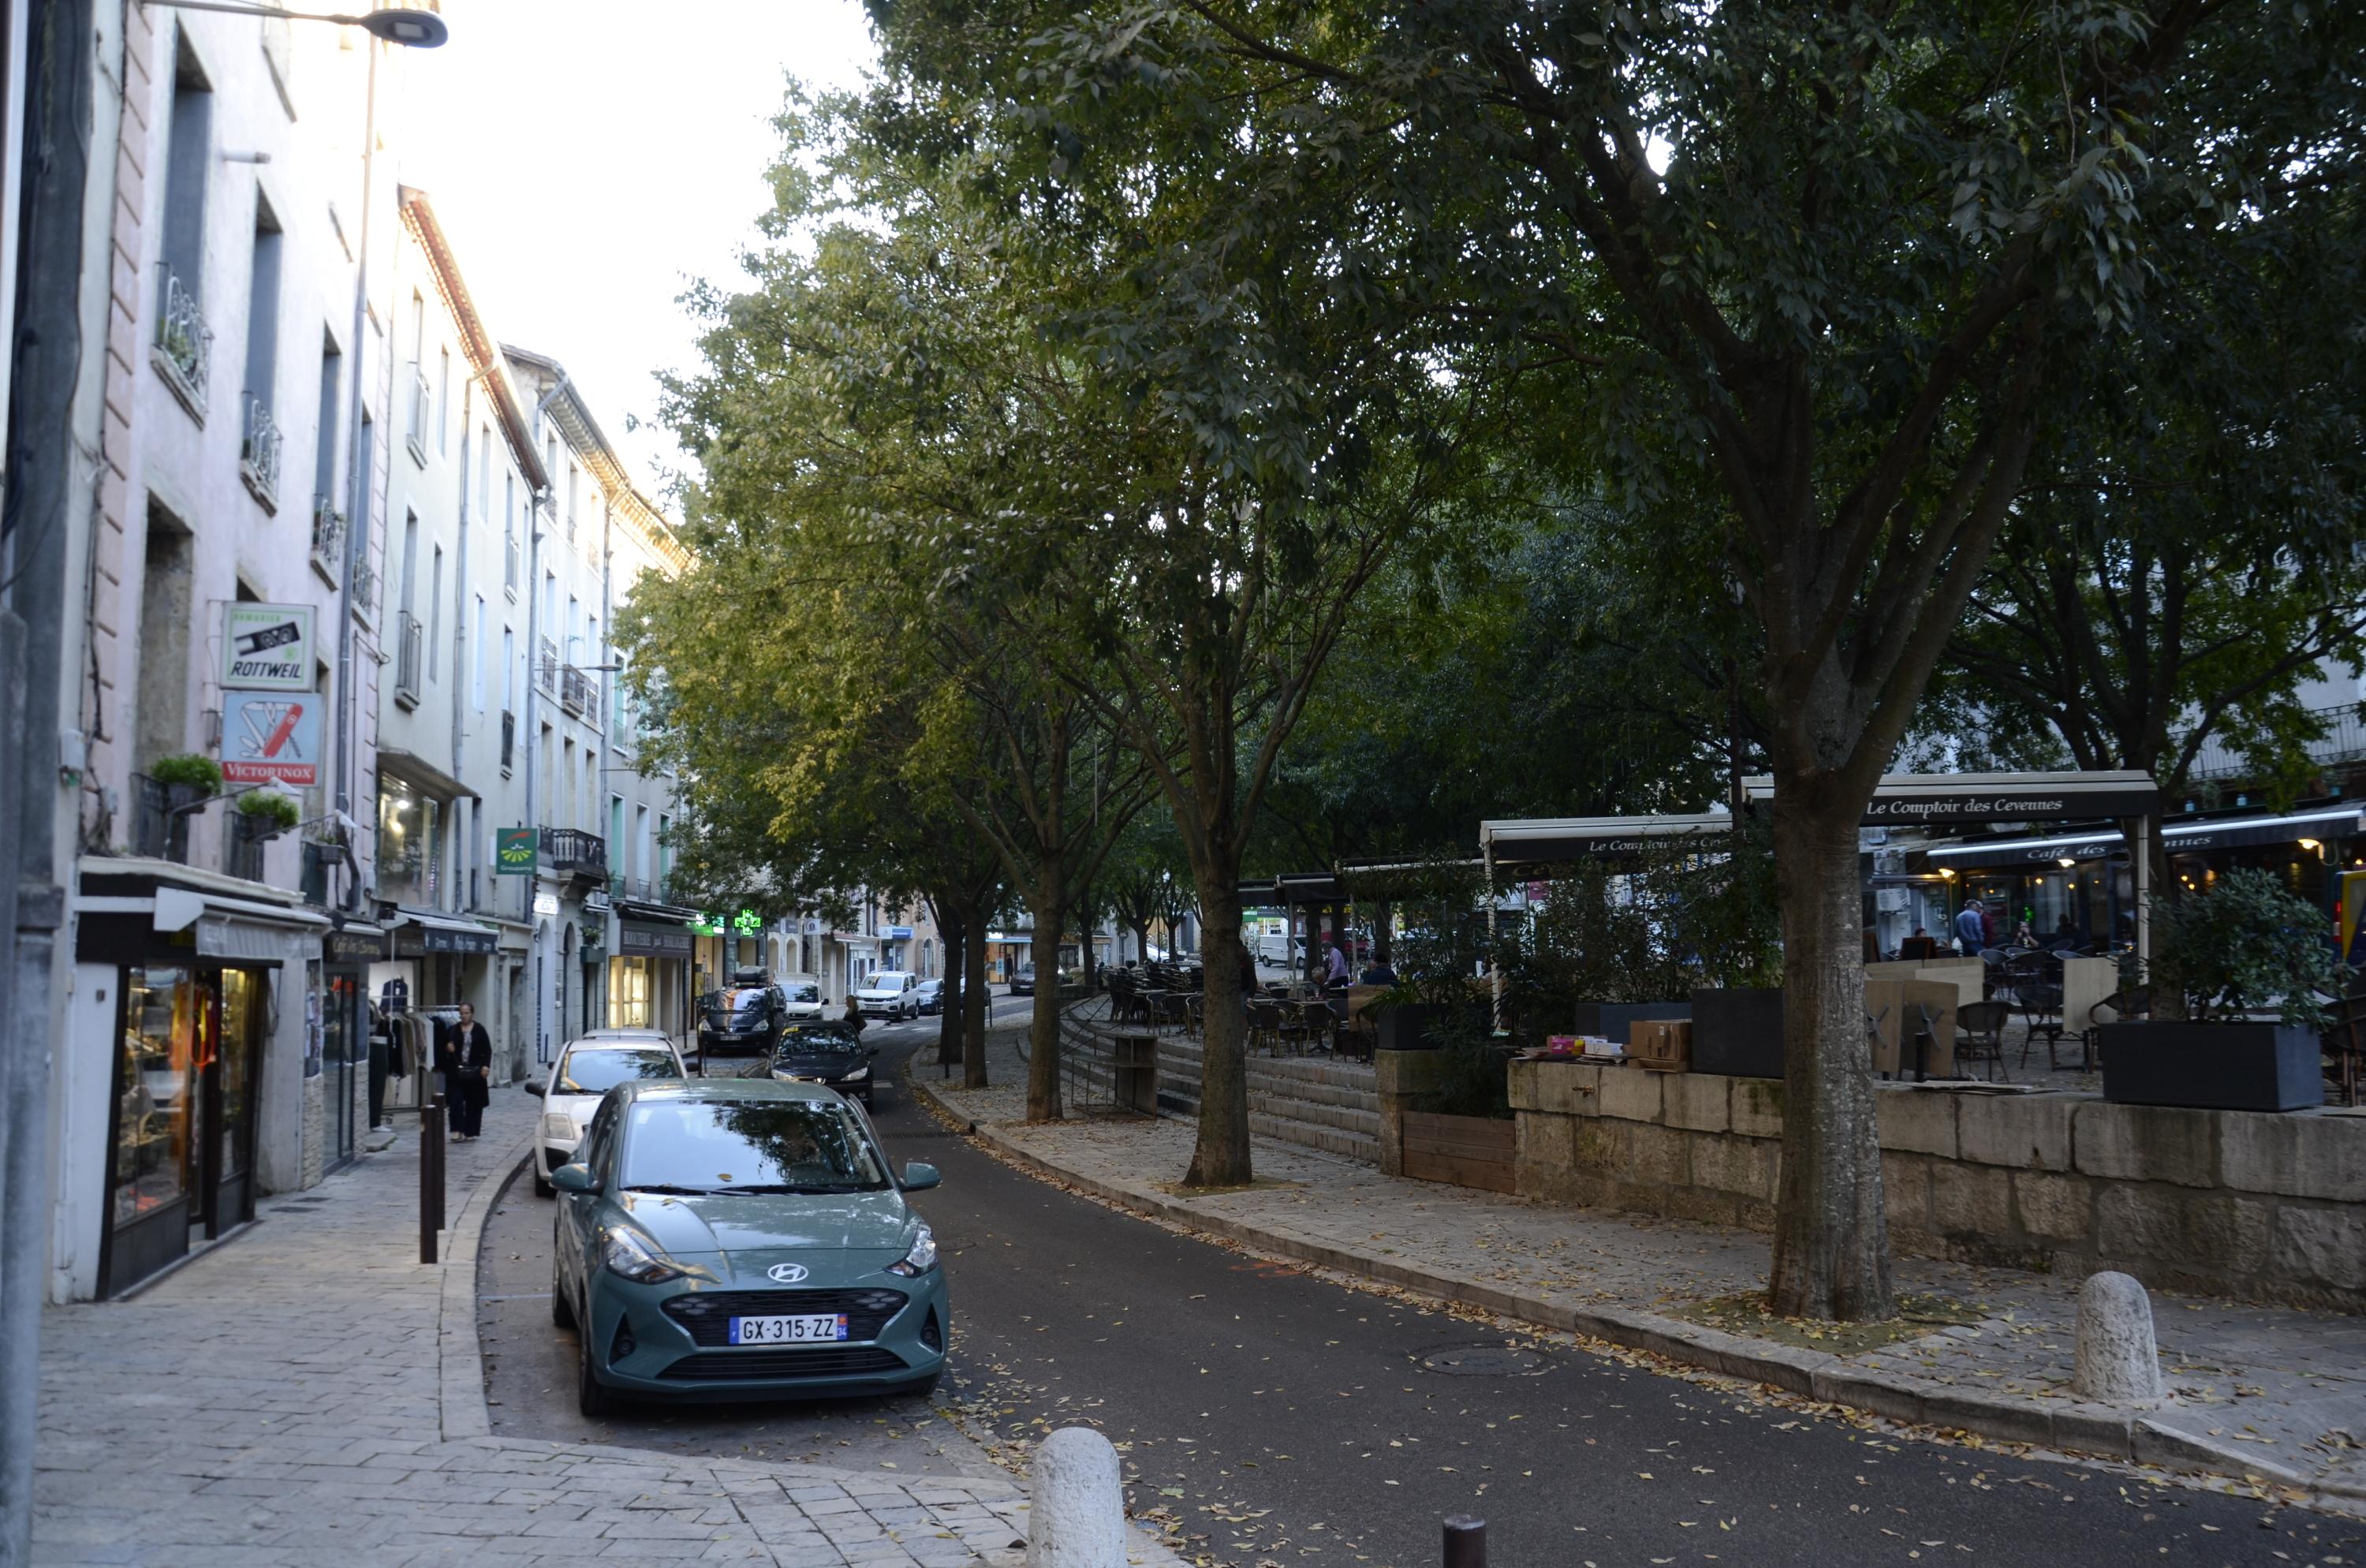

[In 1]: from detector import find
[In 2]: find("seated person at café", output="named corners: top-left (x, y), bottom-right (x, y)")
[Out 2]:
top-left (1358, 954), bottom-right (1397, 986)
top-left (1898, 928), bottom-right (1939, 961)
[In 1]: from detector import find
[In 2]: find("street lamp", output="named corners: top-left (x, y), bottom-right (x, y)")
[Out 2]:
top-left (139, 0), bottom-right (450, 47)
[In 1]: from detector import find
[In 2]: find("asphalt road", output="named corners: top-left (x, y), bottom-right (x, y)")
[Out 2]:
top-left (480, 1014), bottom-right (2357, 1567)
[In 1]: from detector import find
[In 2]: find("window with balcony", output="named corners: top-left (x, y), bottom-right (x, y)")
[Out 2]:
top-left (238, 196), bottom-right (283, 510)
top-left (310, 337), bottom-right (343, 584)
top-left (155, 35), bottom-right (214, 420)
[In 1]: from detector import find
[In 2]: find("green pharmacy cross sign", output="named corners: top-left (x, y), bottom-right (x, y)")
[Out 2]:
top-left (495, 828), bottom-right (536, 875)
top-left (732, 909), bottom-right (763, 936)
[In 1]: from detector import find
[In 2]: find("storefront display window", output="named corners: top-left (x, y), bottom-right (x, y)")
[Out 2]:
top-left (376, 777), bottom-right (441, 907)
top-left (114, 967), bottom-right (193, 1228)
top-left (609, 955), bottom-right (651, 1027)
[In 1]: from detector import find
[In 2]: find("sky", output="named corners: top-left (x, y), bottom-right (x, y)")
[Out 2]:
top-left (390, 1), bottom-right (880, 504)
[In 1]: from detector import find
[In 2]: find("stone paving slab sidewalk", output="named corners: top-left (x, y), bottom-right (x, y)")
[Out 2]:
top-left (33, 1083), bottom-right (1182, 1567)
top-left (927, 1025), bottom-right (2366, 1506)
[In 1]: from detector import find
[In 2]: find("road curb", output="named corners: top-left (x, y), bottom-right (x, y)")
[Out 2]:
top-left (905, 1070), bottom-right (2354, 1504)
top-left (440, 1130), bottom-right (534, 1441)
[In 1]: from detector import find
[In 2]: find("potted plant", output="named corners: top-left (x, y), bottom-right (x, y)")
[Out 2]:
top-left (235, 788), bottom-right (302, 837)
top-left (2101, 868), bottom-right (2349, 1111)
top-left (150, 752), bottom-right (222, 807)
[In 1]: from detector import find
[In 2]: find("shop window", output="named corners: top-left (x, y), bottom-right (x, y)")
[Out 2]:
top-left (114, 968), bottom-right (196, 1228)
top-left (609, 955), bottom-right (651, 1028)
top-left (376, 775), bottom-right (440, 906)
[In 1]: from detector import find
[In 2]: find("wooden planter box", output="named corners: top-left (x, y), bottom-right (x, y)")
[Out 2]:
top-left (2099, 1021), bottom-right (2324, 1112)
top-left (1402, 1111), bottom-right (1517, 1193)
top-left (1569, 1001), bottom-right (1692, 1043)
top-left (1690, 986), bottom-right (1786, 1079)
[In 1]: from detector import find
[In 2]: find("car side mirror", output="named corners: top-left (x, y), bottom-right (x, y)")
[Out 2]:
top-left (523, 1081), bottom-right (546, 1097)
top-left (550, 1163), bottom-right (600, 1194)
top-left (901, 1161), bottom-right (941, 1192)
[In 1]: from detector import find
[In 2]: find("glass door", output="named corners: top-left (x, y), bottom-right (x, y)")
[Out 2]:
top-left (104, 967), bottom-right (196, 1295)
top-left (323, 971), bottom-right (360, 1168)
top-left (207, 969), bottom-right (263, 1235)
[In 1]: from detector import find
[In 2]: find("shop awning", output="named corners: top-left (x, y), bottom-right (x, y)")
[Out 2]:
top-left (386, 909), bottom-right (500, 956)
top-left (1274, 873), bottom-right (1345, 905)
top-left (1741, 769), bottom-right (2159, 823)
top-left (1480, 813), bottom-right (1733, 867)
top-left (1922, 805), bottom-right (2366, 872)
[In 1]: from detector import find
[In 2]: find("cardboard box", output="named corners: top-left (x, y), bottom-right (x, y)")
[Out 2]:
top-left (1866, 979), bottom-right (1957, 1077)
top-left (1629, 1018), bottom-right (1692, 1073)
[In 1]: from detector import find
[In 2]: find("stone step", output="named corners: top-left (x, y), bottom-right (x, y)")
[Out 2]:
top-left (1247, 1090), bottom-right (1378, 1136)
top-left (1250, 1110), bottom-right (1379, 1163)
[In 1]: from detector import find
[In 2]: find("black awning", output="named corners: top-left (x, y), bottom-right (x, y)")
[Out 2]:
top-left (1480, 813), bottom-right (1732, 868)
top-left (1745, 769), bottom-right (2159, 823)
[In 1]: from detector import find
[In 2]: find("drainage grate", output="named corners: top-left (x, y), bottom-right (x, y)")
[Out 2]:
top-left (1416, 1342), bottom-right (1554, 1376)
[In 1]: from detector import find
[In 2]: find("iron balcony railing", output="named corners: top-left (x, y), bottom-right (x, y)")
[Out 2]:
top-left (240, 394), bottom-right (282, 509)
top-left (2185, 702), bottom-right (2366, 784)
top-left (130, 774), bottom-right (196, 864)
top-left (500, 708), bottom-right (516, 772)
top-left (352, 553), bottom-right (379, 621)
top-left (311, 495), bottom-right (346, 577)
top-left (539, 827), bottom-right (607, 880)
top-left (223, 812), bottom-right (267, 883)
top-left (155, 270), bottom-right (211, 413)
top-left (560, 663), bottom-right (596, 718)
top-left (538, 637), bottom-right (558, 694)
top-left (394, 611), bottom-right (424, 707)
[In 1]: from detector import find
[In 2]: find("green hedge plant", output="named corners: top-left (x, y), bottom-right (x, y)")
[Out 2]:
top-left (235, 789), bottom-right (301, 834)
top-left (149, 753), bottom-right (222, 794)
top-left (2146, 868), bottom-right (2351, 1030)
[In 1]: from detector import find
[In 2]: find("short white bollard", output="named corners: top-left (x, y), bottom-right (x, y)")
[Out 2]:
top-left (1028, 1426), bottom-right (1126, 1568)
top-left (2074, 1270), bottom-right (2166, 1404)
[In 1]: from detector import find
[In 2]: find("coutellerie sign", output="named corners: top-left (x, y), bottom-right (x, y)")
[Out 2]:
top-left (221, 603), bottom-right (315, 693)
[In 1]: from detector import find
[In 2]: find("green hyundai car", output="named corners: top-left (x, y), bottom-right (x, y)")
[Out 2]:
top-left (549, 1077), bottom-right (946, 1416)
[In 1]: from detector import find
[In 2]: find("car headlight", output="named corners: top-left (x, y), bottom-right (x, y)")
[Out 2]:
top-left (886, 1220), bottom-right (938, 1278)
top-left (602, 1226), bottom-right (685, 1284)
top-left (540, 1113), bottom-right (578, 1141)
top-left (838, 1064), bottom-right (868, 1082)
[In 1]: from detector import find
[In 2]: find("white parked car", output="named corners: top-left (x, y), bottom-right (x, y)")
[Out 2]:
top-left (524, 1031), bottom-right (689, 1196)
top-left (779, 979), bottom-right (824, 1022)
top-left (853, 970), bottom-right (921, 1021)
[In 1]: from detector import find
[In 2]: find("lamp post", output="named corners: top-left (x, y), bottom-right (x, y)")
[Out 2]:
top-left (136, 0), bottom-right (448, 47)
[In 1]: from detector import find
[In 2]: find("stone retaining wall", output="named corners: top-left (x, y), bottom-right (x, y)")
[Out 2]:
top-left (1505, 1057), bottom-right (2366, 1311)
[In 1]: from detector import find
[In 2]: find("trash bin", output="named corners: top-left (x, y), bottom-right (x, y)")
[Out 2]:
top-left (1112, 1032), bottom-right (1158, 1115)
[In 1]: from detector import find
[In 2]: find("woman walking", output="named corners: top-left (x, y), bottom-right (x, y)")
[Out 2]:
top-left (442, 1002), bottom-right (494, 1141)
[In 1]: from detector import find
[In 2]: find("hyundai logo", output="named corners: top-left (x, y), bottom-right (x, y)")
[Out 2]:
top-left (767, 1263), bottom-right (808, 1284)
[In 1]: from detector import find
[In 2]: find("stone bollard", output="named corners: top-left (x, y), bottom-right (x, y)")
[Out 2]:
top-left (2073, 1270), bottom-right (2166, 1404)
top-left (1028, 1426), bottom-right (1126, 1568)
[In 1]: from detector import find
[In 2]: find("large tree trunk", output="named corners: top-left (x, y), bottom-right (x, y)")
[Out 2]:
top-left (2118, 808), bottom-right (2183, 1019)
top-left (937, 907), bottom-right (965, 1066)
top-left (963, 906), bottom-right (990, 1088)
top-left (1131, 918), bottom-right (1151, 964)
top-left (1185, 878), bottom-right (1252, 1186)
top-left (1027, 854), bottom-right (1065, 1121)
top-left (1766, 778), bottom-right (1896, 1321)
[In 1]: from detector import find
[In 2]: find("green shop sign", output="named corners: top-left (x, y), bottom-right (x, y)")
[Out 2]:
top-left (495, 827), bottom-right (536, 875)
top-left (732, 908), bottom-right (763, 936)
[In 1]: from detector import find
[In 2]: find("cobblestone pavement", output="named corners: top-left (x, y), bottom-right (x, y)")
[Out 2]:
top-left (32, 1081), bottom-right (1177, 1567)
top-left (932, 1023), bottom-right (2366, 1502)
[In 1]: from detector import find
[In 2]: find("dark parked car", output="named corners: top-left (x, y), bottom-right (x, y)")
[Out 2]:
top-left (771, 1018), bottom-right (879, 1107)
top-left (912, 979), bottom-right (945, 1016)
top-left (700, 983), bottom-right (786, 1056)
top-left (1007, 967), bottom-right (1036, 996)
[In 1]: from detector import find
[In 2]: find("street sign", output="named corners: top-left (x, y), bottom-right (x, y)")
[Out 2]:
top-left (219, 690), bottom-right (321, 786)
top-left (494, 827), bottom-right (536, 874)
top-left (220, 603), bottom-right (315, 692)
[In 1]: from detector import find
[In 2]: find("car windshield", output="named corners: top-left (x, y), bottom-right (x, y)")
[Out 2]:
top-left (717, 988), bottom-right (769, 1018)
top-left (867, 973), bottom-right (912, 990)
top-left (558, 1047), bottom-right (680, 1094)
top-left (777, 1024), bottom-right (861, 1055)
top-left (620, 1099), bottom-right (890, 1193)
top-left (787, 983), bottom-right (819, 1002)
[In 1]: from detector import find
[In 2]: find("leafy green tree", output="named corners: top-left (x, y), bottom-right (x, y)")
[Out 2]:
top-left (872, 0), bottom-right (2365, 1315)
